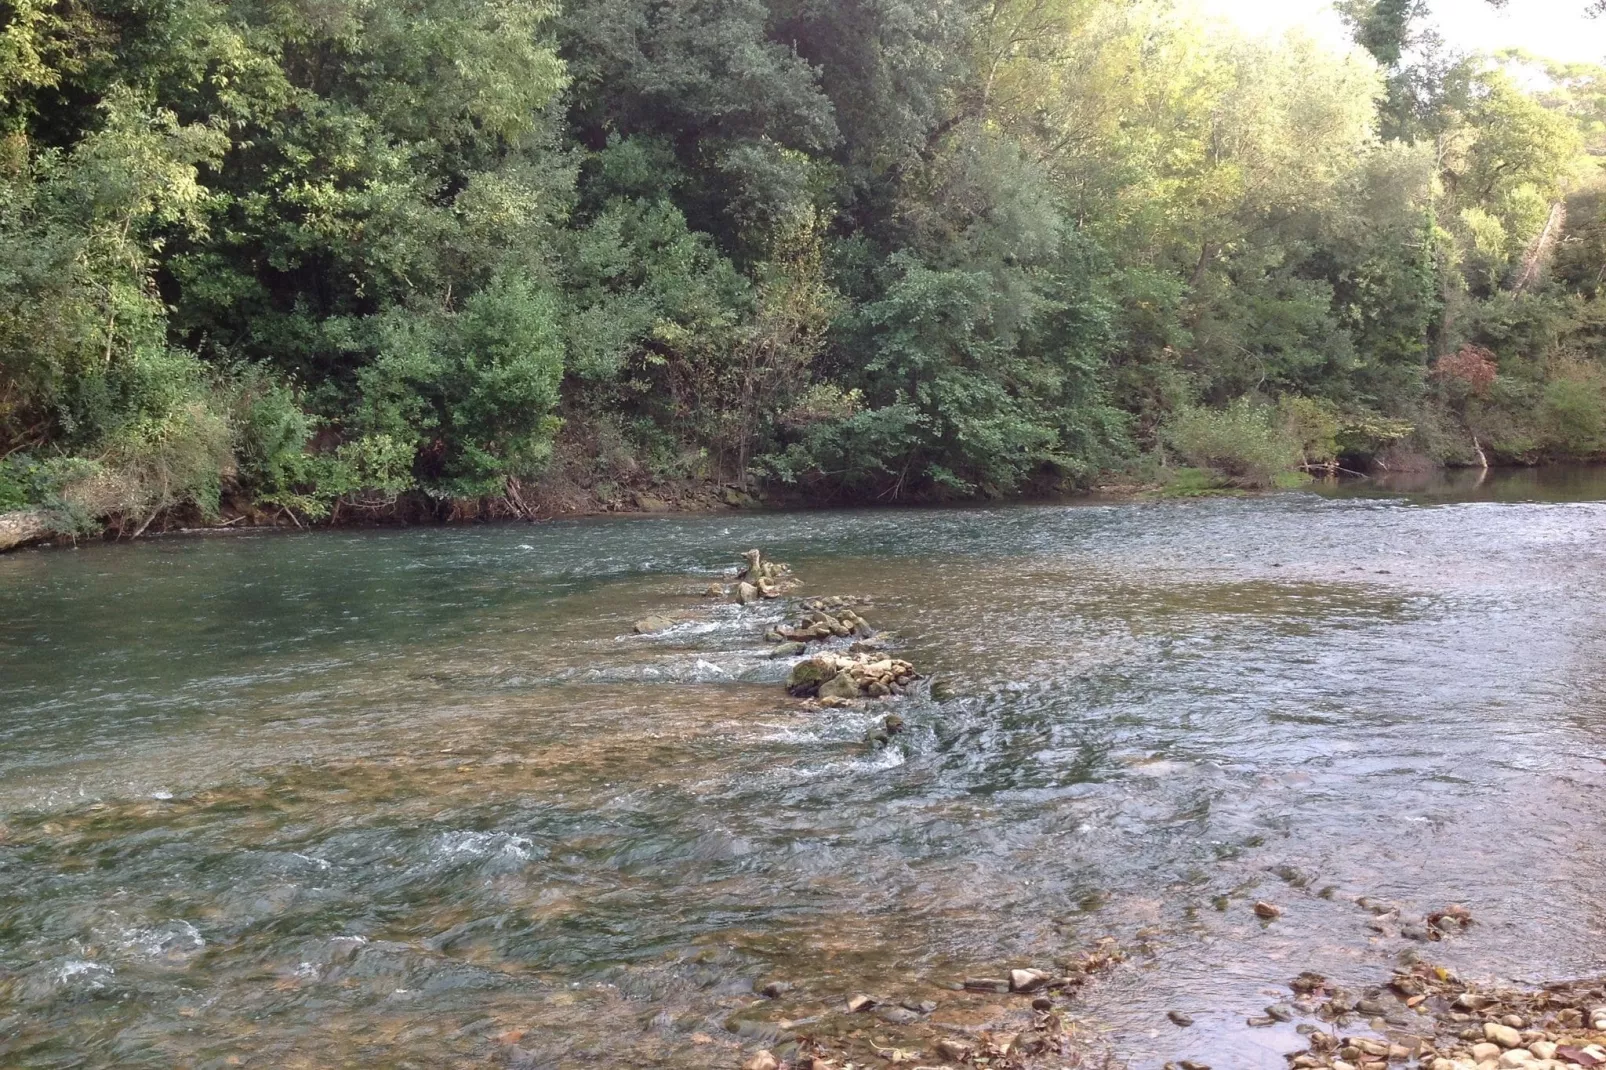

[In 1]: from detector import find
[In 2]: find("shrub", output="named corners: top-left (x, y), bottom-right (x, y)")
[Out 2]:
top-left (1163, 398), bottom-right (1303, 488)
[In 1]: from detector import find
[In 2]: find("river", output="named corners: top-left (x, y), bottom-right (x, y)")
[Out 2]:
top-left (3, 468), bottom-right (1605, 1069)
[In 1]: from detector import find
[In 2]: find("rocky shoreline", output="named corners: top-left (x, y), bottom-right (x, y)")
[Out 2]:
top-left (1262, 965), bottom-right (1606, 1070)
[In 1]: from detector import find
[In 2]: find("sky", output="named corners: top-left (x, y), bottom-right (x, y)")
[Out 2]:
top-left (1192, 0), bottom-right (1606, 63)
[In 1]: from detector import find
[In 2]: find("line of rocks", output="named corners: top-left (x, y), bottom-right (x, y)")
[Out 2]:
top-left (785, 652), bottom-right (921, 704)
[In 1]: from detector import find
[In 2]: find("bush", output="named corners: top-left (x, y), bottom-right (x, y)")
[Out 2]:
top-left (226, 368), bottom-right (317, 504)
top-left (357, 275), bottom-right (566, 499)
top-left (1539, 361), bottom-right (1606, 458)
top-left (1163, 398), bottom-right (1303, 488)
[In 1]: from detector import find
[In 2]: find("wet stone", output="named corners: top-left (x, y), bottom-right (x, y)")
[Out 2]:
top-left (1168, 1011), bottom-right (1196, 1027)
top-left (876, 1006), bottom-right (921, 1026)
top-left (1009, 968), bottom-right (1050, 993)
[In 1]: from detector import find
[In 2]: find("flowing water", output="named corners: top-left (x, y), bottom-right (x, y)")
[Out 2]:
top-left (4, 468), bottom-right (1606, 1069)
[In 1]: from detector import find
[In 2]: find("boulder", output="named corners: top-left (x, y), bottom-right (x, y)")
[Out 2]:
top-left (633, 616), bottom-right (675, 634)
top-left (735, 582), bottom-right (759, 605)
top-left (787, 657), bottom-right (841, 696)
top-left (769, 642), bottom-right (808, 659)
top-left (818, 672), bottom-right (862, 701)
top-left (0, 509), bottom-right (52, 553)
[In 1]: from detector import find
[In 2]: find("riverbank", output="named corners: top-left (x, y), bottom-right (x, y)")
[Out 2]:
top-left (6, 460), bottom-right (1603, 555)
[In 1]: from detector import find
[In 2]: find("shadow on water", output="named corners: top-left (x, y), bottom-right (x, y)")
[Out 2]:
top-left (3, 475), bottom-right (1606, 1067)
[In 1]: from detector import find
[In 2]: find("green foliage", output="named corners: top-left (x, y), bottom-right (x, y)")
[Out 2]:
top-left (0, 0), bottom-right (1603, 540)
top-left (1163, 399), bottom-right (1304, 488)
top-left (356, 276), bottom-right (566, 498)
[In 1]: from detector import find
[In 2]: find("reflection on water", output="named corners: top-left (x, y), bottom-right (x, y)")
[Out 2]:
top-left (3, 469), bottom-right (1606, 1068)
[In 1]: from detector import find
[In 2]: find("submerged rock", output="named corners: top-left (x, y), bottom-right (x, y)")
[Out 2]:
top-left (633, 616), bottom-right (676, 634)
top-left (769, 641), bottom-right (808, 659)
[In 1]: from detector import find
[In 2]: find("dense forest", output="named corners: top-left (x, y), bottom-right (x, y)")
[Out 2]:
top-left (0, 0), bottom-right (1602, 533)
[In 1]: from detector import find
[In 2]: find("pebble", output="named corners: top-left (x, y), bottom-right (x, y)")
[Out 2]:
top-left (936, 1038), bottom-right (975, 1060)
top-left (1254, 901), bottom-right (1283, 919)
top-left (962, 977), bottom-right (1009, 993)
top-left (759, 980), bottom-right (791, 998)
top-left (1502, 1014), bottom-right (1526, 1029)
top-left (1485, 1022), bottom-right (1522, 1049)
top-left (1266, 1004), bottom-right (1294, 1022)
top-left (845, 994), bottom-right (877, 1013)
top-left (1168, 1010), bottom-right (1195, 1027)
top-left (1471, 1043), bottom-right (1502, 1062)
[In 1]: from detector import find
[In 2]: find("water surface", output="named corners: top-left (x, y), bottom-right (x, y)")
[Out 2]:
top-left (4, 467), bottom-right (1606, 1068)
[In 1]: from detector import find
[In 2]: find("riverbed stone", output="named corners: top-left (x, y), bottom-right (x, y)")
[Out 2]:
top-left (818, 672), bottom-right (862, 701)
top-left (633, 615), bottom-right (675, 634)
top-left (743, 1051), bottom-right (779, 1070)
top-left (937, 1038), bottom-right (975, 1060)
top-left (1168, 1011), bottom-right (1195, 1027)
top-left (787, 657), bottom-right (839, 696)
top-left (769, 642), bottom-right (807, 659)
top-left (1485, 1023), bottom-right (1522, 1048)
top-left (1009, 968), bottom-right (1049, 993)
top-left (735, 581), bottom-right (759, 605)
top-left (1529, 1041), bottom-right (1557, 1060)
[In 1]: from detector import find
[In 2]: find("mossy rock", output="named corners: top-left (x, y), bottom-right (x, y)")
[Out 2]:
top-left (786, 657), bottom-right (839, 696)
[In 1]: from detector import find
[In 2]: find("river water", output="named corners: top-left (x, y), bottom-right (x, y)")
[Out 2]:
top-left (3, 468), bottom-right (1606, 1069)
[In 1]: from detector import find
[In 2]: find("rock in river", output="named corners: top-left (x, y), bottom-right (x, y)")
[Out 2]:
top-left (1010, 968), bottom-right (1050, 993)
top-left (786, 653), bottom-right (920, 700)
top-left (633, 616), bottom-right (676, 634)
